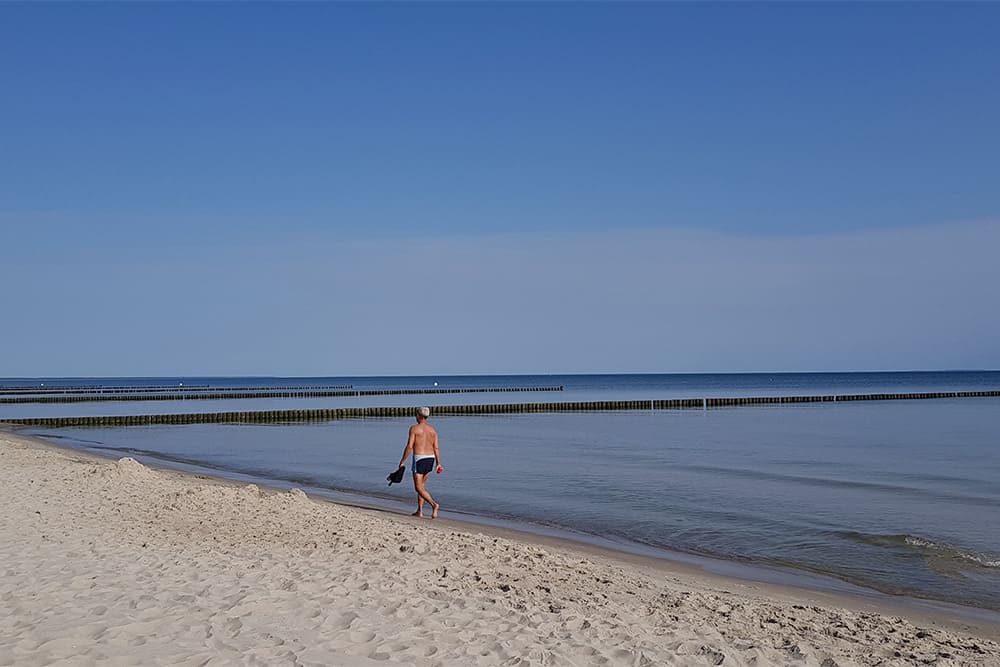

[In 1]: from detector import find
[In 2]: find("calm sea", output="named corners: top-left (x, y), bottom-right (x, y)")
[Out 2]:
top-left (6, 372), bottom-right (1000, 613)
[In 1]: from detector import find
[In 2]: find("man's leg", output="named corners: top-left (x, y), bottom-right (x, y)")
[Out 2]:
top-left (413, 473), bottom-right (439, 518)
top-left (412, 473), bottom-right (425, 516)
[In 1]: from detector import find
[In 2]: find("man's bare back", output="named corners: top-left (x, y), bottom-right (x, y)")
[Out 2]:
top-left (409, 421), bottom-right (438, 456)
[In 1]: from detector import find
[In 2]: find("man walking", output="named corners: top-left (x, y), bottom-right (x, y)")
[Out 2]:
top-left (397, 407), bottom-right (443, 518)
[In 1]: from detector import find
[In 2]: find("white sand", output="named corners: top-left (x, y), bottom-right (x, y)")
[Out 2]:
top-left (1, 431), bottom-right (998, 666)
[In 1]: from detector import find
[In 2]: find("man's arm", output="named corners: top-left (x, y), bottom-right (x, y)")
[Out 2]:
top-left (432, 431), bottom-right (443, 473)
top-left (398, 427), bottom-right (415, 468)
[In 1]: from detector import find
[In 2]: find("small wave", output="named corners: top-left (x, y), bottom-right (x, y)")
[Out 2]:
top-left (30, 432), bottom-right (107, 446)
top-left (670, 464), bottom-right (1000, 508)
top-left (902, 536), bottom-right (1000, 568)
top-left (839, 531), bottom-right (1000, 568)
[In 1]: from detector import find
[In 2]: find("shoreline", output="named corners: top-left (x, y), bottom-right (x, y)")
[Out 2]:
top-left (3, 429), bottom-right (1000, 665)
top-left (12, 426), bottom-right (1000, 627)
top-left (18, 426), bottom-right (1000, 626)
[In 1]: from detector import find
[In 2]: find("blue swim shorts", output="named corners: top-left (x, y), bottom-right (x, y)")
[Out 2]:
top-left (413, 456), bottom-right (436, 475)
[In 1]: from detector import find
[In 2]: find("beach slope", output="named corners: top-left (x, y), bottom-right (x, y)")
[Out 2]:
top-left (1, 432), bottom-right (997, 666)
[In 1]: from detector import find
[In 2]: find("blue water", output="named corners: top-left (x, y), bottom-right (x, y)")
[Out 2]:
top-left (7, 372), bottom-right (1000, 611)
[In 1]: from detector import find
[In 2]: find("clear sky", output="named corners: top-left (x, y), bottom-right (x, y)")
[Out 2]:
top-left (1, 2), bottom-right (998, 377)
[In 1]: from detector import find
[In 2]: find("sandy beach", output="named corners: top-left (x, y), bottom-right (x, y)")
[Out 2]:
top-left (1, 431), bottom-right (998, 666)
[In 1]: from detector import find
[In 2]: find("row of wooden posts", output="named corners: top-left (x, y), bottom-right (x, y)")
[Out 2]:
top-left (5, 390), bottom-right (998, 428)
top-left (0, 384), bottom-right (353, 395)
top-left (0, 386), bottom-right (566, 405)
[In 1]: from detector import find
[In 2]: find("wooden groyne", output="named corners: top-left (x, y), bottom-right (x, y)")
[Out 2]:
top-left (0, 384), bottom-right (207, 393)
top-left (0, 386), bottom-right (565, 405)
top-left (6, 390), bottom-right (998, 428)
top-left (0, 384), bottom-right (352, 395)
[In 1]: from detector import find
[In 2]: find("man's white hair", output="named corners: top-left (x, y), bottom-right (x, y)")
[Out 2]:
top-left (416, 406), bottom-right (431, 418)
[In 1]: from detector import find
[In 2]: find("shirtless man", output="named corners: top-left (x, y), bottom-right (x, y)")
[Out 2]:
top-left (397, 406), bottom-right (443, 518)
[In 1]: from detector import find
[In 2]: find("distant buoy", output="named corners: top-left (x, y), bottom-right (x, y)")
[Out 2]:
top-left (434, 382), bottom-right (438, 386)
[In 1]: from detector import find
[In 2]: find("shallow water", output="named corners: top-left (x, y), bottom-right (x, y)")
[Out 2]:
top-left (11, 372), bottom-right (1000, 610)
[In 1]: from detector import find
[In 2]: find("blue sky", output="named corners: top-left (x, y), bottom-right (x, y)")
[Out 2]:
top-left (1, 3), bottom-right (998, 376)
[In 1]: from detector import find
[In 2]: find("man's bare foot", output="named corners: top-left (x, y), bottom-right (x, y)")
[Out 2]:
top-left (431, 503), bottom-right (440, 519)
top-left (411, 510), bottom-right (423, 518)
